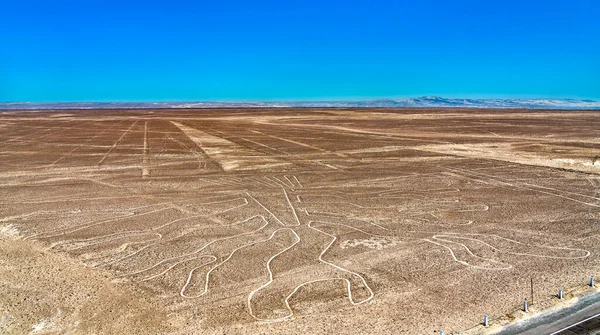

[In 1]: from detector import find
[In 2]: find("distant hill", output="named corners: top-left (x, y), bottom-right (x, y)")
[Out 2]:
top-left (2, 96), bottom-right (599, 110)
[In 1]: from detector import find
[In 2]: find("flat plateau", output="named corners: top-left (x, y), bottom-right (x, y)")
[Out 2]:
top-left (1, 108), bottom-right (599, 334)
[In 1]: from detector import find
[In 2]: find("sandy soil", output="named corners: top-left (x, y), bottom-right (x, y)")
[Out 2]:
top-left (0, 108), bottom-right (599, 334)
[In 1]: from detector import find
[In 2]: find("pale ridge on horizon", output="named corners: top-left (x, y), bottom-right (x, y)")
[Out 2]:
top-left (2, 96), bottom-right (600, 110)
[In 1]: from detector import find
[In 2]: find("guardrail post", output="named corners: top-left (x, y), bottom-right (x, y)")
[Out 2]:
top-left (483, 315), bottom-right (489, 327)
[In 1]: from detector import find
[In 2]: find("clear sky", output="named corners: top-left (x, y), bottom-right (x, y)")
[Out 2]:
top-left (1, 0), bottom-right (599, 102)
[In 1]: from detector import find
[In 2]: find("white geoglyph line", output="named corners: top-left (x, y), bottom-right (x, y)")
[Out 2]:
top-left (24, 205), bottom-right (157, 240)
top-left (417, 217), bottom-right (473, 226)
top-left (231, 177), bottom-right (248, 186)
top-left (293, 175), bottom-right (303, 188)
top-left (307, 221), bottom-right (374, 302)
top-left (246, 228), bottom-right (302, 321)
top-left (51, 214), bottom-right (208, 250)
top-left (214, 178), bottom-right (237, 187)
top-left (423, 238), bottom-right (513, 270)
top-left (120, 215), bottom-right (269, 278)
top-left (446, 167), bottom-right (600, 208)
top-left (310, 221), bottom-right (392, 238)
top-left (246, 193), bottom-right (286, 226)
top-left (211, 178), bottom-right (234, 187)
top-left (255, 120), bottom-right (447, 144)
top-left (304, 209), bottom-right (390, 231)
top-left (197, 178), bottom-right (229, 186)
top-left (273, 176), bottom-right (293, 188)
top-left (266, 176), bottom-right (289, 188)
top-left (458, 204), bottom-right (489, 212)
top-left (283, 188), bottom-right (302, 227)
top-left (39, 206), bottom-right (171, 244)
top-left (0, 211), bottom-right (60, 223)
top-left (221, 177), bottom-right (248, 187)
top-left (275, 277), bottom-right (367, 322)
top-left (180, 227), bottom-right (299, 298)
top-left (520, 181), bottom-right (600, 201)
top-left (142, 121), bottom-right (150, 177)
top-left (283, 175), bottom-right (296, 188)
top-left (139, 255), bottom-right (217, 282)
top-left (93, 202), bottom-right (252, 268)
top-left (436, 233), bottom-right (590, 259)
top-left (93, 235), bottom-right (164, 267)
top-left (169, 197), bottom-right (248, 213)
top-left (209, 128), bottom-right (291, 155)
top-left (82, 233), bottom-right (163, 263)
top-left (98, 121), bottom-right (138, 165)
top-left (376, 187), bottom-right (461, 197)
top-left (57, 231), bottom-right (163, 251)
top-left (172, 121), bottom-right (290, 171)
top-left (165, 133), bottom-right (206, 169)
top-left (296, 195), bottom-right (394, 209)
top-left (250, 177), bottom-right (278, 189)
top-left (250, 130), bottom-right (344, 156)
top-left (317, 161), bottom-right (341, 170)
top-left (50, 120), bottom-right (126, 166)
top-left (424, 230), bottom-right (590, 271)
top-left (1, 120), bottom-right (80, 151)
top-left (261, 177), bottom-right (282, 188)
top-left (21, 211), bottom-right (130, 240)
top-left (0, 125), bottom-right (52, 150)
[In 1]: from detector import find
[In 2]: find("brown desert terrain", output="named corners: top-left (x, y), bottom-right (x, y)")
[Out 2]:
top-left (0, 108), bottom-right (599, 334)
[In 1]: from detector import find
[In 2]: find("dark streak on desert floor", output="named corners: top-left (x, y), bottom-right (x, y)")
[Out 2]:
top-left (0, 108), bottom-right (599, 335)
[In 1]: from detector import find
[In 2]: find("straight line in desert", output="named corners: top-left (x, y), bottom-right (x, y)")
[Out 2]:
top-left (209, 128), bottom-right (292, 156)
top-left (170, 121), bottom-right (289, 171)
top-left (164, 133), bottom-right (207, 169)
top-left (249, 129), bottom-right (347, 157)
top-left (98, 120), bottom-right (139, 166)
top-left (255, 121), bottom-right (449, 144)
top-left (0, 121), bottom-right (79, 151)
top-left (283, 188), bottom-right (302, 226)
top-left (142, 121), bottom-right (150, 177)
top-left (50, 120), bottom-right (126, 166)
top-left (446, 167), bottom-right (600, 208)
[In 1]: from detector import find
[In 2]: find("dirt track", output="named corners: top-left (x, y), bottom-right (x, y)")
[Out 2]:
top-left (1, 108), bottom-right (599, 334)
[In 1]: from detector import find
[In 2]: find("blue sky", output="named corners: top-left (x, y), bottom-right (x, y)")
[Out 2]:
top-left (1, 0), bottom-right (599, 102)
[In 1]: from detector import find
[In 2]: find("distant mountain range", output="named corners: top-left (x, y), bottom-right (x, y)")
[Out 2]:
top-left (2, 96), bottom-right (600, 110)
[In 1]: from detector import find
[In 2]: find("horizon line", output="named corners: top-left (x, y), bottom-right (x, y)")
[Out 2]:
top-left (2, 95), bottom-right (599, 104)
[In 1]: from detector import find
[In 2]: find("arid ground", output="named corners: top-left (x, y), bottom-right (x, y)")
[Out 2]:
top-left (1, 108), bottom-right (599, 334)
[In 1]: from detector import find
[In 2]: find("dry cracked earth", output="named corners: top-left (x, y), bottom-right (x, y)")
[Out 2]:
top-left (0, 108), bottom-right (599, 334)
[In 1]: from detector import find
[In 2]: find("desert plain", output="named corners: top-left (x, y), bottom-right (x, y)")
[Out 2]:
top-left (0, 108), bottom-right (599, 334)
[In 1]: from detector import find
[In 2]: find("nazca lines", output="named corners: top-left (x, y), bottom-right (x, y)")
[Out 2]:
top-left (423, 233), bottom-right (590, 270)
top-left (295, 186), bottom-right (590, 271)
top-left (15, 173), bottom-right (592, 322)
top-left (21, 175), bottom-right (376, 322)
